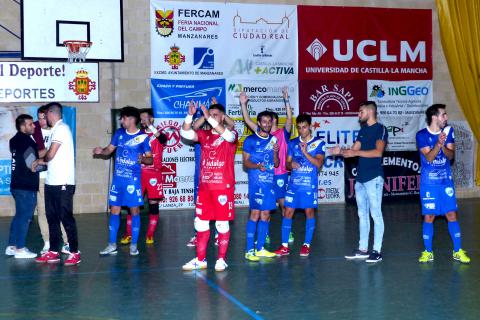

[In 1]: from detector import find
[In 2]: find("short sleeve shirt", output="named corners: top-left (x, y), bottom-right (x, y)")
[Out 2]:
top-left (355, 122), bottom-right (388, 183)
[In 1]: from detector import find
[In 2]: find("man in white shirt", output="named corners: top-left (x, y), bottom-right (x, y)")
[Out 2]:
top-left (34, 102), bottom-right (80, 266)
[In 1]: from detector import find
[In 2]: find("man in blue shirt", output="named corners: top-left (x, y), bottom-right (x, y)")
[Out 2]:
top-left (93, 106), bottom-right (153, 256)
top-left (416, 104), bottom-right (470, 264)
top-left (331, 101), bottom-right (388, 263)
top-left (243, 111), bottom-right (279, 261)
top-left (274, 114), bottom-right (325, 257)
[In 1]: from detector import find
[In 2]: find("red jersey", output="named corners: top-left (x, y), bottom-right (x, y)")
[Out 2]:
top-left (141, 129), bottom-right (165, 172)
top-left (197, 129), bottom-right (238, 191)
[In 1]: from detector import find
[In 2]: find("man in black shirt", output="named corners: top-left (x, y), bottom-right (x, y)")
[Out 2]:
top-left (5, 114), bottom-right (39, 259)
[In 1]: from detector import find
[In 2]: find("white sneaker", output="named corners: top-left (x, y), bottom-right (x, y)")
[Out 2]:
top-left (61, 243), bottom-right (71, 255)
top-left (5, 246), bottom-right (16, 256)
top-left (129, 244), bottom-right (139, 256)
top-left (214, 258), bottom-right (228, 272)
top-left (182, 257), bottom-right (207, 271)
top-left (99, 243), bottom-right (117, 256)
top-left (14, 248), bottom-right (37, 259)
top-left (41, 242), bottom-right (50, 255)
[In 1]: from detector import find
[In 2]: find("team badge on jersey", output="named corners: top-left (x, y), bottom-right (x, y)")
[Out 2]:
top-left (445, 187), bottom-right (454, 197)
top-left (127, 185), bottom-right (135, 194)
top-left (277, 179), bottom-right (285, 187)
top-left (149, 178), bottom-right (157, 186)
top-left (218, 195), bottom-right (227, 206)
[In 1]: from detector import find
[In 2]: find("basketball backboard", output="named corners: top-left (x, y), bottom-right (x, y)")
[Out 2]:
top-left (21, 0), bottom-right (124, 62)
top-left (0, 0), bottom-right (21, 58)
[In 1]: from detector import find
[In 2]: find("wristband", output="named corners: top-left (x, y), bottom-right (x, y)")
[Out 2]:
top-left (185, 114), bottom-right (193, 124)
top-left (207, 117), bottom-right (219, 128)
top-left (148, 124), bottom-right (158, 135)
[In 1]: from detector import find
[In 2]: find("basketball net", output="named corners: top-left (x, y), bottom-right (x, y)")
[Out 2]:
top-left (64, 40), bottom-right (92, 63)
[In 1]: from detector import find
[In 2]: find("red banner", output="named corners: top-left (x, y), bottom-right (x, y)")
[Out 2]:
top-left (299, 80), bottom-right (366, 117)
top-left (298, 6), bottom-right (432, 80)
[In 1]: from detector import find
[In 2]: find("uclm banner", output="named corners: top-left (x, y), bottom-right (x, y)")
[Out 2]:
top-left (298, 6), bottom-right (432, 80)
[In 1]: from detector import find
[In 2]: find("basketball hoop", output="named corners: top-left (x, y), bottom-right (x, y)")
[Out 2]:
top-left (63, 40), bottom-right (92, 63)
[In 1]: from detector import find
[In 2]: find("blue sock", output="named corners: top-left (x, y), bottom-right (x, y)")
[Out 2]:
top-left (304, 218), bottom-right (316, 245)
top-left (422, 222), bottom-right (434, 252)
top-left (109, 214), bottom-right (120, 244)
top-left (448, 221), bottom-right (462, 252)
top-left (256, 221), bottom-right (269, 251)
top-left (246, 220), bottom-right (257, 252)
top-left (131, 215), bottom-right (141, 245)
top-left (281, 218), bottom-right (292, 244)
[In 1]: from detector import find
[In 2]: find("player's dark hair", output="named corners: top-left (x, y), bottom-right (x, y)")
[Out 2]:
top-left (270, 111), bottom-right (279, 122)
top-left (296, 113), bottom-right (312, 126)
top-left (425, 104), bottom-right (446, 126)
top-left (120, 106), bottom-right (140, 125)
top-left (16, 114), bottom-right (33, 131)
top-left (140, 108), bottom-right (154, 117)
top-left (37, 105), bottom-right (49, 115)
top-left (45, 102), bottom-right (63, 117)
top-left (209, 103), bottom-right (225, 114)
top-left (257, 110), bottom-right (273, 123)
top-left (359, 101), bottom-right (377, 116)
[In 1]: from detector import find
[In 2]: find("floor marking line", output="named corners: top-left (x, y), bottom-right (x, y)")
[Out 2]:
top-left (194, 271), bottom-right (264, 320)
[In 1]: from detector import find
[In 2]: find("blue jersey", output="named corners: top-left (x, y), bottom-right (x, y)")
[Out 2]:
top-left (111, 128), bottom-right (151, 179)
top-left (416, 126), bottom-right (454, 186)
top-left (243, 132), bottom-right (277, 189)
top-left (288, 136), bottom-right (326, 192)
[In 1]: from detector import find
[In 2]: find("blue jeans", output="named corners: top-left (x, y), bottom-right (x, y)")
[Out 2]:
top-left (8, 189), bottom-right (37, 249)
top-left (355, 176), bottom-right (384, 252)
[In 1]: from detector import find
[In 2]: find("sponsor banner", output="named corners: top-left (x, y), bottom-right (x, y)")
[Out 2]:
top-left (451, 121), bottom-right (474, 188)
top-left (0, 62), bottom-right (98, 102)
top-left (345, 151), bottom-right (421, 203)
top-left (318, 156), bottom-right (345, 203)
top-left (311, 117), bottom-right (360, 147)
top-left (299, 80), bottom-right (366, 117)
top-left (0, 106), bottom-right (76, 196)
top-left (226, 3), bottom-right (298, 80)
top-left (234, 153), bottom-right (249, 207)
top-left (150, 1), bottom-right (228, 79)
top-left (298, 6), bottom-right (432, 80)
top-left (368, 80), bottom-right (433, 151)
top-left (151, 79), bottom-right (226, 118)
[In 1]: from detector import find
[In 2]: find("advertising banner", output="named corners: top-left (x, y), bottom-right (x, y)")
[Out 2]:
top-left (312, 117), bottom-right (361, 147)
top-left (225, 3), bottom-right (298, 80)
top-left (318, 156), bottom-right (345, 203)
top-left (150, 0), bottom-right (228, 79)
top-left (345, 151), bottom-right (421, 203)
top-left (298, 6), bottom-right (432, 80)
top-left (451, 121), bottom-right (474, 189)
top-left (0, 62), bottom-right (98, 102)
top-left (368, 80), bottom-right (433, 151)
top-left (299, 80), bottom-right (366, 117)
top-left (151, 79), bottom-right (226, 118)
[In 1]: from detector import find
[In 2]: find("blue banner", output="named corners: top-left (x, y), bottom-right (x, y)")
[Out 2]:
top-left (151, 79), bottom-right (226, 118)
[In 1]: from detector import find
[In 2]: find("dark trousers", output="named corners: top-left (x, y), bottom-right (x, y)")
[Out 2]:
top-left (45, 184), bottom-right (78, 253)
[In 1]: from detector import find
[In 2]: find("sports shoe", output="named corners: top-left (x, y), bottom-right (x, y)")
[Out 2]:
top-left (99, 243), bottom-right (118, 256)
top-left (274, 245), bottom-right (290, 256)
top-left (245, 249), bottom-right (260, 262)
top-left (41, 242), bottom-right (50, 255)
top-left (366, 250), bottom-right (383, 263)
top-left (5, 246), bottom-right (16, 256)
top-left (265, 235), bottom-right (271, 244)
top-left (64, 252), bottom-right (81, 266)
top-left (300, 244), bottom-right (311, 257)
top-left (120, 235), bottom-right (132, 245)
top-left (418, 250), bottom-right (434, 263)
top-left (453, 249), bottom-right (471, 264)
top-left (146, 236), bottom-right (154, 244)
top-left (186, 236), bottom-right (197, 247)
top-left (214, 258), bottom-right (228, 271)
top-left (182, 257), bottom-right (207, 271)
top-left (255, 248), bottom-right (276, 258)
top-left (129, 244), bottom-right (139, 256)
top-left (35, 251), bottom-right (61, 264)
top-left (288, 232), bottom-right (295, 243)
top-left (14, 248), bottom-right (37, 259)
top-left (61, 243), bottom-right (71, 255)
top-left (345, 249), bottom-right (370, 260)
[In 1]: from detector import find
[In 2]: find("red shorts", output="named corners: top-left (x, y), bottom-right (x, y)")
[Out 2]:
top-left (141, 170), bottom-right (164, 200)
top-left (195, 188), bottom-right (235, 221)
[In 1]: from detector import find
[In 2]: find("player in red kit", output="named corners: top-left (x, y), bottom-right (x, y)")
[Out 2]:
top-left (180, 101), bottom-right (238, 272)
top-left (120, 108), bottom-right (167, 245)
